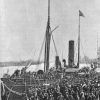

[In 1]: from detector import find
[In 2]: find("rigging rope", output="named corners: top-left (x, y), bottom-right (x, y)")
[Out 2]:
top-left (37, 26), bottom-right (59, 65)
top-left (50, 26), bottom-right (59, 57)
top-left (38, 36), bottom-right (46, 64)
top-left (22, 0), bottom-right (38, 69)
top-left (7, 87), bottom-right (14, 100)
top-left (51, 34), bottom-right (58, 56)
top-left (3, 82), bottom-right (25, 96)
top-left (0, 79), bottom-right (25, 96)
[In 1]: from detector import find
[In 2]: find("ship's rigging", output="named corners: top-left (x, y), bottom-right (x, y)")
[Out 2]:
top-left (19, 0), bottom-right (59, 73)
top-left (38, 0), bottom-right (59, 72)
top-left (44, 0), bottom-right (51, 72)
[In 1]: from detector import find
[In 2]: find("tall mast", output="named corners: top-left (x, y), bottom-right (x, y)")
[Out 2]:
top-left (97, 33), bottom-right (98, 57)
top-left (48, 0), bottom-right (50, 21)
top-left (97, 33), bottom-right (98, 63)
top-left (44, 0), bottom-right (51, 72)
top-left (77, 13), bottom-right (80, 68)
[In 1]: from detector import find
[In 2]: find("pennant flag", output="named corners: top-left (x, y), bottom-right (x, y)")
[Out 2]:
top-left (79, 10), bottom-right (85, 17)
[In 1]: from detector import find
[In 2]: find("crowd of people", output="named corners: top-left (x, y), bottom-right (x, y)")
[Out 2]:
top-left (1, 65), bottom-right (100, 100)
top-left (28, 83), bottom-right (100, 100)
top-left (25, 70), bottom-right (100, 100)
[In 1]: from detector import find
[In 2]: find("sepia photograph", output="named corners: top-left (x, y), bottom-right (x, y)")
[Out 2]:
top-left (0, 0), bottom-right (100, 100)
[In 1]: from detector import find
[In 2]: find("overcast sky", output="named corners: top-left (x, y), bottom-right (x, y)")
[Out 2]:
top-left (0, 0), bottom-right (100, 62)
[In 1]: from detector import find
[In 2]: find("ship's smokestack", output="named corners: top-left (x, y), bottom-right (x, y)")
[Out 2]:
top-left (68, 40), bottom-right (74, 67)
top-left (55, 56), bottom-right (61, 69)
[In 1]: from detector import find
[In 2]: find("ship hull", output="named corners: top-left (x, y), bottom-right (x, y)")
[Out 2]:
top-left (1, 78), bottom-right (31, 100)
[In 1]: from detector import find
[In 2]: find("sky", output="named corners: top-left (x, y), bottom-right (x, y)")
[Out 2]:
top-left (0, 0), bottom-right (100, 62)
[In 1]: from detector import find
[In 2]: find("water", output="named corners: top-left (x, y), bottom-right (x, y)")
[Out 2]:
top-left (0, 63), bottom-right (92, 78)
top-left (0, 62), bottom-right (55, 78)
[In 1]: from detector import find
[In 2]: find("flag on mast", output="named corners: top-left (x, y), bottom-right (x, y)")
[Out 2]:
top-left (79, 10), bottom-right (85, 17)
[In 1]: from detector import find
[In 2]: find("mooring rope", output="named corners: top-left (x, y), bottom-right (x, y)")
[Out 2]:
top-left (2, 81), bottom-right (25, 96)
